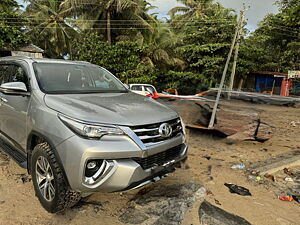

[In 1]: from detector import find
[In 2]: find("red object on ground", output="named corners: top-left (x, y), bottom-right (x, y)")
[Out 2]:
top-left (279, 195), bottom-right (294, 201)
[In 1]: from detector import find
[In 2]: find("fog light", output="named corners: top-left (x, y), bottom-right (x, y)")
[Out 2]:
top-left (87, 161), bottom-right (97, 169)
top-left (85, 159), bottom-right (103, 177)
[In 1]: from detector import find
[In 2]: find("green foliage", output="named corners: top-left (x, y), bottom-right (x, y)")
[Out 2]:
top-left (75, 33), bottom-right (156, 84)
top-left (5, 0), bottom-right (297, 94)
top-left (169, 1), bottom-right (236, 88)
top-left (25, 0), bottom-right (78, 58)
top-left (0, 0), bottom-right (28, 49)
top-left (157, 70), bottom-right (210, 94)
top-left (243, 0), bottom-right (300, 72)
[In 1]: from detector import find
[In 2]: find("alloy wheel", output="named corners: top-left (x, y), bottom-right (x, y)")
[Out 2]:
top-left (35, 156), bottom-right (55, 202)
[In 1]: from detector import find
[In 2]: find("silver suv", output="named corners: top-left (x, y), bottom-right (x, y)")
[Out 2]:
top-left (0, 57), bottom-right (187, 213)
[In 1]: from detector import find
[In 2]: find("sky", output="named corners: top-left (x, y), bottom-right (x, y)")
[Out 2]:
top-left (17, 0), bottom-right (279, 31)
top-left (148, 0), bottom-right (279, 31)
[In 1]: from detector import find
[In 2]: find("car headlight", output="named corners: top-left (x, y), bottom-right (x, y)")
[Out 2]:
top-left (58, 114), bottom-right (124, 139)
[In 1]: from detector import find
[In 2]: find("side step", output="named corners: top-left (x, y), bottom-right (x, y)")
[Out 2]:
top-left (0, 142), bottom-right (27, 168)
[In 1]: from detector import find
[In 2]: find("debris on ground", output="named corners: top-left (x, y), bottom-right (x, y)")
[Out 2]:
top-left (284, 168), bottom-right (295, 177)
top-left (248, 176), bottom-right (262, 182)
top-left (290, 121), bottom-right (300, 127)
top-left (264, 174), bottom-right (275, 182)
top-left (16, 174), bottom-right (31, 183)
top-left (279, 194), bottom-right (300, 203)
top-left (284, 177), bottom-right (294, 182)
top-left (203, 155), bottom-right (212, 160)
top-left (199, 200), bottom-right (252, 225)
top-left (119, 182), bottom-right (206, 225)
top-left (0, 201), bottom-right (5, 204)
top-left (231, 164), bottom-right (245, 170)
top-left (224, 183), bottom-right (252, 196)
top-left (214, 199), bottom-right (222, 205)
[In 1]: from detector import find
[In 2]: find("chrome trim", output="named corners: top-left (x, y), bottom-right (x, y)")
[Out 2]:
top-left (83, 160), bottom-right (115, 186)
top-left (130, 118), bottom-right (183, 145)
top-left (139, 134), bottom-right (161, 140)
top-left (132, 127), bottom-right (159, 133)
top-left (120, 126), bottom-right (147, 151)
top-left (144, 133), bottom-right (183, 147)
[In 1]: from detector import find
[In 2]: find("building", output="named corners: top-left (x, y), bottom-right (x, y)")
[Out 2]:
top-left (0, 44), bottom-right (44, 58)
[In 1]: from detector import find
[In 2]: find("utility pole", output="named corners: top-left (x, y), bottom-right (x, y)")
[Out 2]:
top-left (208, 9), bottom-right (246, 128)
top-left (228, 7), bottom-right (247, 99)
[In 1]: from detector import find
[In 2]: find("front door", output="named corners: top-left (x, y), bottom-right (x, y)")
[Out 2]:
top-left (0, 62), bottom-right (31, 151)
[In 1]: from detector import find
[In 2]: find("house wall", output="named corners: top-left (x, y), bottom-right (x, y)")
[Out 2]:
top-left (11, 51), bottom-right (43, 58)
top-left (255, 75), bottom-right (283, 95)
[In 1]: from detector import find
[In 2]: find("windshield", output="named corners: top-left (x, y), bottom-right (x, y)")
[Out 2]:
top-left (33, 63), bottom-right (127, 94)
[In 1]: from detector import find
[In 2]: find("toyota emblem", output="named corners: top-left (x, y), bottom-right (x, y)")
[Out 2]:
top-left (159, 123), bottom-right (173, 138)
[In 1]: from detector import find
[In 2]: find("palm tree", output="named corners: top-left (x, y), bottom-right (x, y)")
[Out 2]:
top-left (61, 0), bottom-right (156, 45)
top-left (168, 0), bottom-right (214, 28)
top-left (141, 20), bottom-right (186, 69)
top-left (25, 0), bottom-right (78, 58)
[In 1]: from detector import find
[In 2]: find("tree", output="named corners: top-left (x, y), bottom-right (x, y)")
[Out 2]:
top-left (0, 0), bottom-right (28, 49)
top-left (62, 0), bottom-right (156, 45)
top-left (74, 33), bottom-right (157, 84)
top-left (168, 0), bottom-right (214, 29)
top-left (244, 0), bottom-right (300, 72)
top-left (167, 1), bottom-right (236, 92)
top-left (25, 0), bottom-right (78, 58)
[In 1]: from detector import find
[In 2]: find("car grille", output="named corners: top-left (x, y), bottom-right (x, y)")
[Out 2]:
top-left (133, 144), bottom-right (184, 170)
top-left (130, 118), bottom-right (183, 145)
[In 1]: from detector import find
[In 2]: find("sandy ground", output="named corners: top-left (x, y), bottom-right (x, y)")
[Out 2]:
top-left (1, 100), bottom-right (300, 225)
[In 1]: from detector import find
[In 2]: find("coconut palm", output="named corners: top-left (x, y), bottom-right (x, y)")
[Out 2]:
top-left (168, 0), bottom-right (214, 28)
top-left (61, 0), bottom-right (156, 45)
top-left (25, 0), bottom-right (78, 58)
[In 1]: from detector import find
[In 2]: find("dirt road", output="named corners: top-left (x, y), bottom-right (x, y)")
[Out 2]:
top-left (1, 100), bottom-right (300, 225)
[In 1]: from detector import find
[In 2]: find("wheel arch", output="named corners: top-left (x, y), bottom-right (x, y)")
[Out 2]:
top-left (27, 131), bottom-right (70, 186)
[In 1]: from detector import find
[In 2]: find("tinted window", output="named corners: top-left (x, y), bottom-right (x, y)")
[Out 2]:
top-left (0, 65), bottom-right (10, 85)
top-left (10, 65), bottom-right (29, 88)
top-left (34, 63), bottom-right (127, 94)
top-left (131, 85), bottom-right (143, 91)
top-left (0, 64), bottom-right (29, 88)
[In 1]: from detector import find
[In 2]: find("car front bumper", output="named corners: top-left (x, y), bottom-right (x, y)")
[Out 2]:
top-left (55, 133), bottom-right (187, 192)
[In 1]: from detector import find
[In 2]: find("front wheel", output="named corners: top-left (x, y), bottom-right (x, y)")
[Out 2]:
top-left (31, 142), bottom-right (80, 213)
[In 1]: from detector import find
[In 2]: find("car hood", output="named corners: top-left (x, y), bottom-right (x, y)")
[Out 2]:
top-left (44, 92), bottom-right (178, 126)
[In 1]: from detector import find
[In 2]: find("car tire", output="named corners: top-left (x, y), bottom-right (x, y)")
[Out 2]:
top-left (31, 142), bottom-right (81, 213)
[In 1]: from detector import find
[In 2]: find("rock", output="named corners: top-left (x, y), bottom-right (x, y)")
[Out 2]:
top-left (119, 207), bottom-right (150, 224)
top-left (119, 182), bottom-right (206, 225)
top-left (199, 201), bottom-right (252, 225)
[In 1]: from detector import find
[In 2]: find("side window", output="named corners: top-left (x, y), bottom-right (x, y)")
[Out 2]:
top-left (9, 65), bottom-right (29, 88)
top-left (131, 85), bottom-right (143, 91)
top-left (0, 65), bottom-right (10, 85)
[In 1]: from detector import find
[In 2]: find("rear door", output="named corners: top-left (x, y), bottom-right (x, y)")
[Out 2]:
top-left (0, 61), bottom-right (31, 151)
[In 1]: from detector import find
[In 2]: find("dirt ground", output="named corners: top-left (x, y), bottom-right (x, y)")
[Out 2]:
top-left (1, 100), bottom-right (300, 225)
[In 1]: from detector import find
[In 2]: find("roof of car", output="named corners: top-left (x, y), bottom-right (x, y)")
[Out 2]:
top-left (0, 56), bottom-right (91, 65)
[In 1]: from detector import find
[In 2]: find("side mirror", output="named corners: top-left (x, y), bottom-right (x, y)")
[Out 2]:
top-left (124, 84), bottom-right (130, 89)
top-left (0, 82), bottom-right (28, 93)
